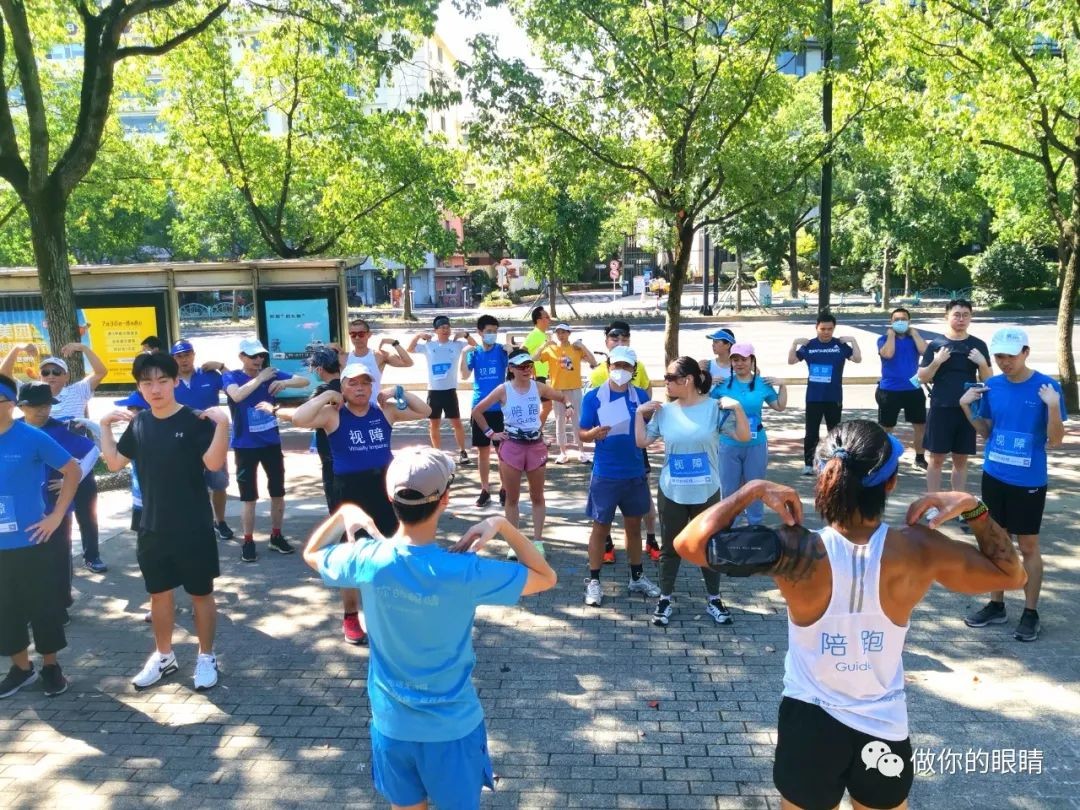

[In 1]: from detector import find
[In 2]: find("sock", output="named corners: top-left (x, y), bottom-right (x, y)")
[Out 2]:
top-left (659, 594), bottom-right (671, 603)
top-left (604, 535), bottom-right (613, 550)
top-left (243, 534), bottom-right (253, 542)
top-left (646, 533), bottom-right (657, 546)
top-left (589, 569), bottom-right (601, 582)
top-left (271, 528), bottom-right (282, 538)
top-left (990, 599), bottom-right (1005, 606)
top-left (344, 611), bottom-right (358, 620)
top-left (1022, 607), bottom-right (1038, 616)
top-left (630, 564), bottom-right (643, 581)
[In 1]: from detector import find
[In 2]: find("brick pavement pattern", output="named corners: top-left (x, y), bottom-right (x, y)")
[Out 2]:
top-left (1, 412), bottom-right (1077, 809)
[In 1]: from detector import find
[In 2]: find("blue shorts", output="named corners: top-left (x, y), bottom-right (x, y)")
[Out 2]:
top-left (586, 475), bottom-right (651, 525)
top-left (371, 720), bottom-right (494, 809)
top-left (204, 466), bottom-right (229, 492)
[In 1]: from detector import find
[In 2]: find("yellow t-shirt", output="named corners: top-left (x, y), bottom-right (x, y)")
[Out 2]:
top-left (540, 343), bottom-right (586, 390)
top-left (589, 362), bottom-right (651, 390)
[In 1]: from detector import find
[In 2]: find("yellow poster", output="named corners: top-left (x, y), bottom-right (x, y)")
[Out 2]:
top-left (83, 307), bottom-right (159, 384)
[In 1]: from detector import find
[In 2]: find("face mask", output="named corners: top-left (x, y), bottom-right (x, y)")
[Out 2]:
top-left (482, 332), bottom-right (498, 346)
top-left (610, 369), bottom-right (632, 386)
top-left (892, 321), bottom-right (909, 334)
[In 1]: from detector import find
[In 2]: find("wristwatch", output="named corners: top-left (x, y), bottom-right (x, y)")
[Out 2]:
top-left (391, 340), bottom-right (400, 347)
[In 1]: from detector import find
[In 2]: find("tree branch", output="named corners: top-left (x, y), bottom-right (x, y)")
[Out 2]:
top-left (0, 0), bottom-right (49, 189)
top-left (0, 18), bottom-right (26, 194)
top-left (115, 2), bottom-right (228, 59)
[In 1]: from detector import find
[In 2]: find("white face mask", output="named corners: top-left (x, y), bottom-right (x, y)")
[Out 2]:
top-left (609, 368), bottom-right (632, 386)
top-left (482, 332), bottom-right (498, 345)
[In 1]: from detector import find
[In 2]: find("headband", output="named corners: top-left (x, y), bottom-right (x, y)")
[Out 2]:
top-left (0, 382), bottom-right (16, 402)
top-left (861, 434), bottom-right (904, 487)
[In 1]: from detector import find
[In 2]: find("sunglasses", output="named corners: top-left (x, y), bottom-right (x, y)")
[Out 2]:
top-left (607, 330), bottom-right (628, 338)
top-left (512, 362), bottom-right (534, 369)
top-left (40, 368), bottom-right (65, 377)
top-left (663, 374), bottom-right (686, 383)
top-left (349, 331), bottom-right (370, 338)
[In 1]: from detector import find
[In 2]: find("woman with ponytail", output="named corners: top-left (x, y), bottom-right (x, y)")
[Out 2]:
top-left (713, 342), bottom-right (787, 525)
top-left (634, 356), bottom-right (750, 627)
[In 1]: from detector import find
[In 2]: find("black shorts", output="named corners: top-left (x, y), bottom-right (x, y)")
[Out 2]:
top-left (535, 375), bottom-right (548, 385)
top-left (774, 697), bottom-right (913, 810)
top-left (131, 506), bottom-right (143, 533)
top-left (235, 445), bottom-right (286, 501)
top-left (875, 387), bottom-right (926, 428)
top-left (0, 544), bottom-right (66, 657)
top-left (427, 389), bottom-right (461, 419)
top-left (137, 528), bottom-right (220, 596)
top-left (982, 471), bottom-right (1047, 535)
top-left (471, 410), bottom-right (504, 448)
top-left (924, 405), bottom-right (976, 455)
top-left (333, 468), bottom-right (400, 538)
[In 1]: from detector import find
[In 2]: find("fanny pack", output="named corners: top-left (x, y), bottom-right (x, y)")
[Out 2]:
top-left (506, 427), bottom-right (542, 443)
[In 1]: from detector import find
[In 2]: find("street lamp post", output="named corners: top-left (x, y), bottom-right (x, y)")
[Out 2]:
top-left (700, 231), bottom-right (713, 315)
top-left (819, 0), bottom-right (834, 315)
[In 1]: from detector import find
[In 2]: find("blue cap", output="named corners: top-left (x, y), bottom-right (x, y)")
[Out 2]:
top-left (706, 328), bottom-right (735, 343)
top-left (170, 339), bottom-right (195, 355)
top-left (115, 392), bottom-right (150, 409)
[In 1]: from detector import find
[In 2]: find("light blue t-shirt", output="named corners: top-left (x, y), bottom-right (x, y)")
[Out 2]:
top-left (0, 421), bottom-right (73, 551)
top-left (646, 399), bottom-right (736, 504)
top-left (710, 376), bottom-right (778, 447)
top-left (580, 385), bottom-right (651, 479)
top-left (318, 539), bottom-right (527, 742)
top-left (980, 371), bottom-right (1066, 487)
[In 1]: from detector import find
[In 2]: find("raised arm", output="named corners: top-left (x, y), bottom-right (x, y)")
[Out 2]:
top-left (788, 338), bottom-right (807, 366)
top-left (406, 333), bottom-right (429, 354)
top-left (878, 332), bottom-right (896, 360)
top-left (460, 346), bottom-right (475, 381)
top-left (910, 327), bottom-right (928, 354)
top-left (842, 336), bottom-right (862, 363)
top-left (917, 344), bottom-right (949, 384)
top-left (0, 342), bottom-right (32, 377)
top-left (226, 367), bottom-right (274, 403)
top-left (716, 397), bottom-right (751, 442)
top-left (98, 410), bottom-right (133, 472)
top-left (199, 408), bottom-right (231, 472)
top-left (291, 389), bottom-right (342, 431)
top-left (379, 339), bottom-right (414, 368)
top-left (268, 374), bottom-right (309, 396)
top-left (378, 387), bottom-right (432, 423)
top-left (958, 387), bottom-right (991, 440)
top-left (62, 342), bottom-right (107, 389)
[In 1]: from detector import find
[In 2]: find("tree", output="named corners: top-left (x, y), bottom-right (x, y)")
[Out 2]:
top-left (465, 0), bottom-right (866, 361)
top-left (884, 0), bottom-right (1080, 409)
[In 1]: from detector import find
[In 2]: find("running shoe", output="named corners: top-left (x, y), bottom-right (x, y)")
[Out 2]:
top-left (0, 664), bottom-right (37, 698)
top-left (506, 546), bottom-right (517, 561)
top-left (801, 466), bottom-right (814, 477)
top-left (193, 653), bottom-right (219, 691)
top-left (706, 597), bottom-right (732, 625)
top-left (652, 598), bottom-right (673, 627)
top-left (554, 453), bottom-right (568, 464)
top-left (964, 600), bottom-right (1007, 628)
top-left (1014, 609), bottom-right (1040, 642)
top-left (459, 450), bottom-right (471, 465)
top-left (580, 452), bottom-right (593, 464)
top-left (475, 489), bottom-right (492, 508)
top-left (499, 488), bottom-right (507, 506)
top-left (84, 557), bottom-right (108, 574)
top-left (40, 663), bottom-right (68, 697)
top-left (584, 579), bottom-right (603, 607)
top-left (645, 538), bottom-right (661, 563)
top-left (602, 536), bottom-right (615, 565)
top-left (342, 614), bottom-right (367, 645)
top-left (132, 651), bottom-right (179, 689)
top-left (268, 534), bottom-right (295, 555)
top-left (241, 540), bottom-right (258, 562)
top-left (143, 610), bottom-right (152, 624)
top-left (913, 454), bottom-right (928, 471)
top-left (215, 521), bottom-right (235, 541)
top-left (628, 575), bottom-right (661, 598)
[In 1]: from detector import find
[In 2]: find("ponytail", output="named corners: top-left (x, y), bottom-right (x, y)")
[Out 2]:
top-left (813, 421), bottom-right (893, 525)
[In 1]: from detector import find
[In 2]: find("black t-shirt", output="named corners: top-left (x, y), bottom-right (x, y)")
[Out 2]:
top-left (117, 406), bottom-right (215, 534)
top-left (919, 335), bottom-right (990, 406)
top-left (312, 378), bottom-right (342, 464)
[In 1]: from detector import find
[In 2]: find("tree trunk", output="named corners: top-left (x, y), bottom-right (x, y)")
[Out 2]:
top-left (903, 257), bottom-right (911, 297)
top-left (547, 267), bottom-right (558, 320)
top-left (1056, 229), bottom-right (1079, 412)
top-left (881, 241), bottom-right (893, 311)
top-left (735, 249), bottom-right (743, 314)
top-left (402, 268), bottom-right (415, 321)
top-left (662, 225), bottom-right (695, 365)
top-left (789, 227), bottom-right (799, 297)
top-left (231, 290), bottom-right (240, 322)
top-left (28, 189), bottom-right (85, 377)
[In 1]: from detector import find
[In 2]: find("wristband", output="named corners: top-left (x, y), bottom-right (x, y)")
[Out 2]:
top-left (392, 340), bottom-right (400, 347)
top-left (961, 500), bottom-right (989, 523)
top-left (484, 428), bottom-right (495, 438)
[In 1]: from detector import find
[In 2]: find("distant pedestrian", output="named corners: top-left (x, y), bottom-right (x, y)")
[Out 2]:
top-left (876, 308), bottom-right (929, 470)
top-left (461, 315), bottom-right (510, 507)
top-left (335, 317), bottom-right (413, 399)
top-left (535, 322), bottom-right (596, 463)
top-left (408, 315), bottom-right (476, 463)
top-left (701, 327), bottom-right (736, 384)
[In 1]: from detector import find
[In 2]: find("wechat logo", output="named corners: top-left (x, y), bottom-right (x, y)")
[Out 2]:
top-left (862, 740), bottom-right (905, 778)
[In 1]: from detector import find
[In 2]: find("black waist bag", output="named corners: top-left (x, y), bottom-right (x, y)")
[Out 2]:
top-left (706, 525), bottom-right (783, 577)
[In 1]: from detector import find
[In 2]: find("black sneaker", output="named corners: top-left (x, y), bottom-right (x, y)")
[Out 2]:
top-left (1014, 609), bottom-right (1040, 642)
top-left (964, 600), bottom-right (1007, 627)
top-left (652, 598), bottom-right (673, 627)
top-left (241, 540), bottom-right (258, 563)
top-left (459, 450), bottom-right (471, 465)
top-left (269, 534), bottom-right (294, 555)
top-left (0, 664), bottom-right (37, 698)
top-left (913, 454), bottom-right (928, 470)
top-left (40, 664), bottom-right (68, 697)
top-left (215, 522), bottom-right (235, 541)
top-left (499, 488), bottom-right (507, 507)
top-left (475, 489), bottom-right (491, 508)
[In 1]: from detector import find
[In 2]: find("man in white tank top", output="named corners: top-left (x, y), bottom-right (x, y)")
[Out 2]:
top-left (672, 419), bottom-right (1026, 810)
top-left (335, 317), bottom-right (413, 398)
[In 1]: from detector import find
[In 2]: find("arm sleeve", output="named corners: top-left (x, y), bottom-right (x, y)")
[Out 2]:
top-left (317, 542), bottom-right (373, 589)
top-left (210, 371), bottom-right (224, 393)
top-left (116, 421), bottom-right (137, 459)
top-left (645, 406), bottom-right (662, 441)
top-left (876, 336), bottom-right (887, 351)
top-left (275, 370), bottom-right (292, 382)
top-left (980, 387), bottom-right (994, 421)
top-left (795, 345), bottom-right (808, 362)
top-left (764, 384), bottom-right (779, 405)
top-left (579, 391), bottom-right (599, 430)
top-left (193, 412), bottom-right (216, 456)
top-left (919, 342), bottom-right (935, 368)
top-left (468, 556), bottom-right (528, 606)
top-left (841, 343), bottom-right (854, 359)
top-left (1056, 382), bottom-right (1068, 420)
top-left (467, 350), bottom-right (477, 371)
top-left (36, 428), bottom-right (74, 471)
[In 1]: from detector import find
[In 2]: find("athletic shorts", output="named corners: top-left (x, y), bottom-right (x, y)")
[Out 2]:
top-left (471, 410), bottom-right (504, 448)
top-left (0, 544), bottom-right (66, 657)
top-left (774, 697), bottom-right (913, 810)
top-left (136, 528), bottom-right (219, 596)
top-left (371, 721), bottom-right (494, 810)
top-left (875, 387), bottom-right (926, 428)
top-left (333, 468), bottom-right (399, 539)
top-left (924, 405), bottom-right (976, 455)
top-left (130, 506), bottom-right (143, 533)
top-left (427, 389), bottom-right (461, 419)
top-left (497, 438), bottom-right (547, 472)
top-left (204, 465), bottom-right (229, 492)
top-left (586, 475), bottom-right (651, 525)
top-left (535, 376), bottom-right (548, 385)
top-left (234, 446), bottom-right (286, 501)
top-left (982, 471), bottom-right (1047, 536)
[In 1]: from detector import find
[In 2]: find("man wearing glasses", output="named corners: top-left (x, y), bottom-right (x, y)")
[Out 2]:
top-left (336, 318), bottom-right (413, 398)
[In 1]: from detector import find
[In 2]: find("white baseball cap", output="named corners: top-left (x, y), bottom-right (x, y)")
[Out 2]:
top-left (239, 338), bottom-right (269, 356)
top-left (989, 327), bottom-right (1028, 356)
top-left (340, 363), bottom-right (375, 381)
top-left (554, 323), bottom-right (571, 332)
top-left (39, 357), bottom-right (69, 373)
top-left (609, 346), bottom-right (637, 366)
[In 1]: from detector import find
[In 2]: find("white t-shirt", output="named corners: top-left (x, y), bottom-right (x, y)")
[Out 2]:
top-left (52, 379), bottom-right (94, 421)
top-left (345, 350), bottom-right (383, 397)
top-left (423, 340), bottom-right (466, 391)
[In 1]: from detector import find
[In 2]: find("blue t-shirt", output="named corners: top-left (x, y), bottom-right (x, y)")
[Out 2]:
top-left (223, 369), bottom-right (292, 449)
top-left (36, 418), bottom-right (95, 513)
top-left (0, 421), bottom-right (73, 550)
top-left (318, 539), bottom-right (527, 742)
top-left (711, 376), bottom-right (778, 447)
top-left (175, 369), bottom-right (224, 410)
top-left (579, 385), bottom-right (651, 479)
top-left (646, 399), bottom-right (737, 504)
top-left (796, 339), bottom-right (853, 403)
top-left (981, 371), bottom-right (1066, 487)
top-left (876, 334), bottom-right (923, 392)
top-left (468, 346), bottom-right (509, 410)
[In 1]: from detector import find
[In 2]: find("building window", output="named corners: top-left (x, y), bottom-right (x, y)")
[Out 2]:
top-left (777, 50), bottom-right (806, 77)
top-left (440, 115), bottom-right (447, 132)
top-left (437, 47), bottom-right (443, 63)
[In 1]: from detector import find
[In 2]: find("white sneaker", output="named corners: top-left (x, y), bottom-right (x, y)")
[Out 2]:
top-left (554, 453), bottom-right (568, 464)
top-left (584, 578), bottom-right (602, 607)
top-left (652, 597), bottom-right (673, 627)
top-left (628, 575), bottom-right (661, 598)
top-left (706, 598), bottom-right (733, 625)
top-left (132, 651), bottom-right (178, 689)
top-left (193, 653), bottom-right (219, 691)
top-left (801, 465), bottom-right (814, 477)
top-left (579, 452), bottom-right (592, 464)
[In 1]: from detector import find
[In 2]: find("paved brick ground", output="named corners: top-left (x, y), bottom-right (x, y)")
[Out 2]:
top-left (1, 409), bottom-right (1077, 809)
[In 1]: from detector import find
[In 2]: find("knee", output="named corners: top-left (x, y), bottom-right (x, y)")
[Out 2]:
top-left (1017, 536), bottom-right (1041, 557)
top-left (530, 492), bottom-right (546, 507)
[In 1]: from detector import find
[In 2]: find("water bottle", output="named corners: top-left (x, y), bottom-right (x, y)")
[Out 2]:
top-left (394, 385), bottom-right (407, 411)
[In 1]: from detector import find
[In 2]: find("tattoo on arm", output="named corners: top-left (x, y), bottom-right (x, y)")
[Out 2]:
top-left (970, 515), bottom-right (1021, 569)
top-left (771, 526), bottom-right (827, 582)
